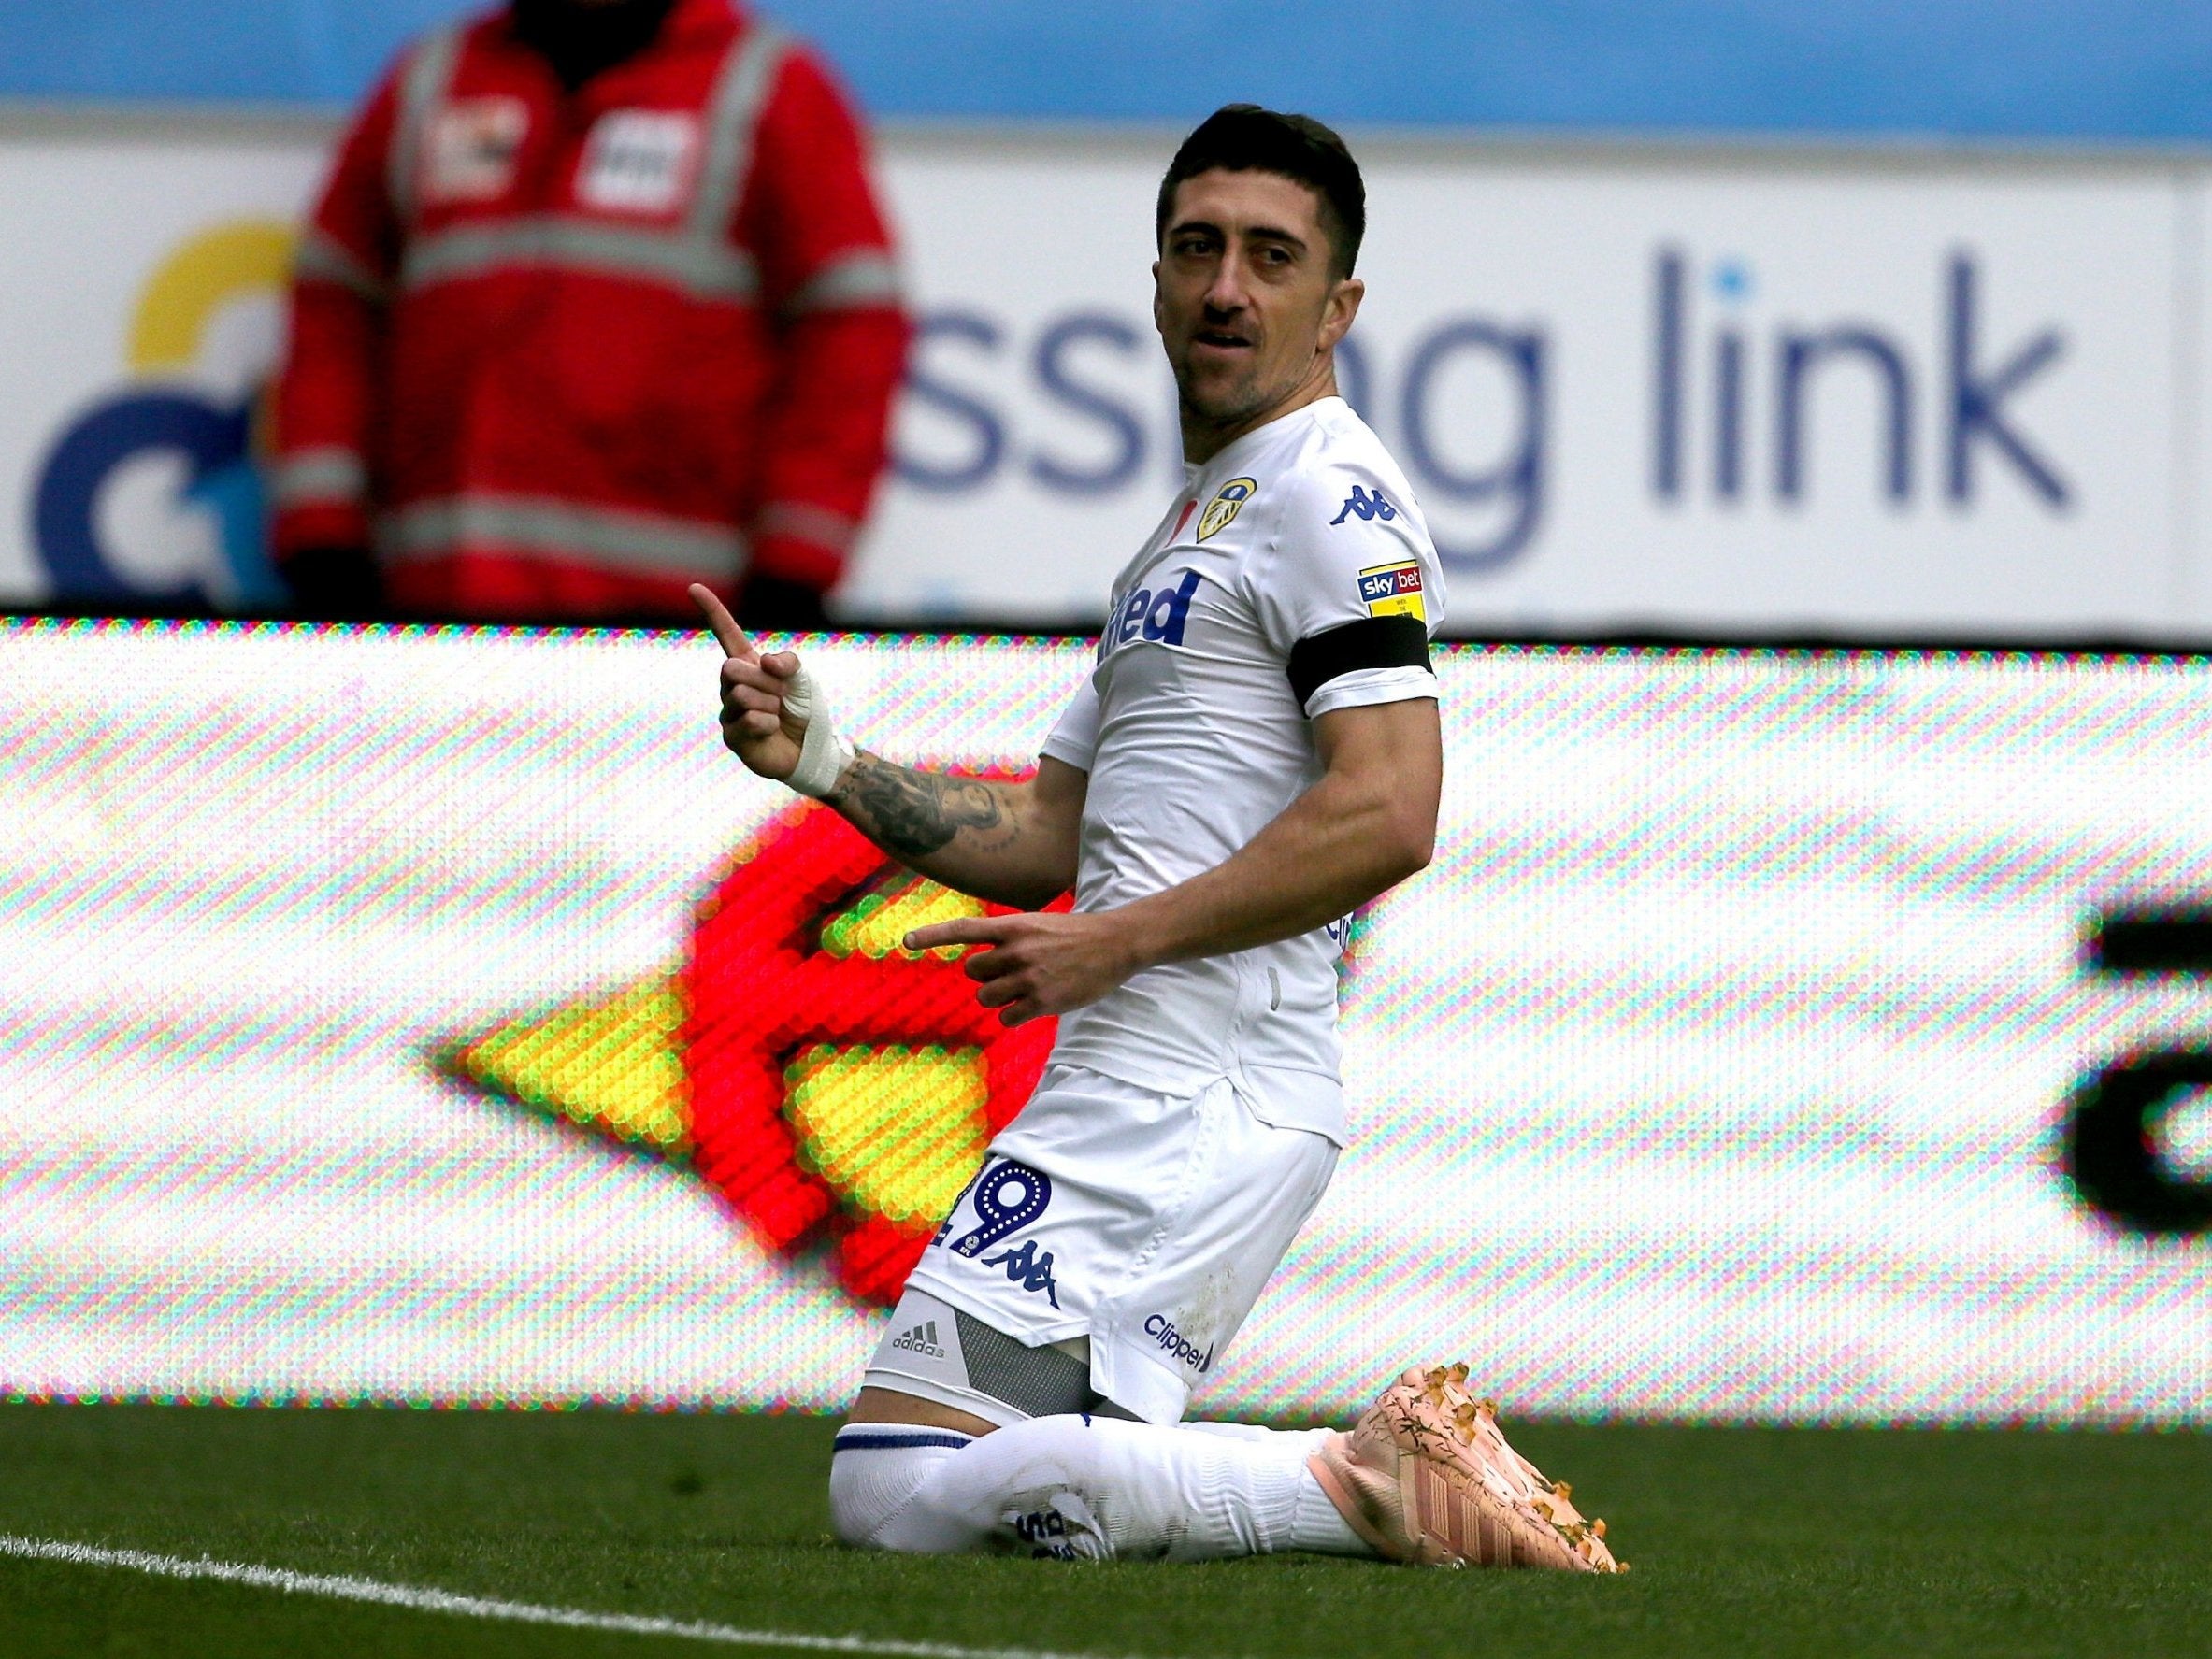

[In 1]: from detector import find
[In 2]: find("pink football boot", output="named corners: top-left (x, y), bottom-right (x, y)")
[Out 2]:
top-left (1308, 1364), bottom-right (1624, 1572)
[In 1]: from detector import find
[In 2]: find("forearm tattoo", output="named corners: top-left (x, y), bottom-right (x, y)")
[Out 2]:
top-left (829, 753), bottom-right (1011, 861)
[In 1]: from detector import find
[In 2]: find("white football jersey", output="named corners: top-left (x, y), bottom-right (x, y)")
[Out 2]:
top-left (1040, 396), bottom-right (1444, 1144)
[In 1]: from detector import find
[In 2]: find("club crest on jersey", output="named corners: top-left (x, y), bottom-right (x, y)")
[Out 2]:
top-left (1358, 559), bottom-right (1426, 622)
top-left (1198, 478), bottom-right (1257, 542)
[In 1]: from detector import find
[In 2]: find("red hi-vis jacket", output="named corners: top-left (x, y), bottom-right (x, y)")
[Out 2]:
top-left (271, 0), bottom-right (908, 618)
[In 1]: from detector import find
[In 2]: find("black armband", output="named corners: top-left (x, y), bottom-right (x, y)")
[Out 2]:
top-left (1286, 616), bottom-right (1431, 710)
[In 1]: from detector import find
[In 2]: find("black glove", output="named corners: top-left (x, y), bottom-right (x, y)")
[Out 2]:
top-left (735, 572), bottom-right (830, 633)
top-left (284, 545), bottom-right (386, 622)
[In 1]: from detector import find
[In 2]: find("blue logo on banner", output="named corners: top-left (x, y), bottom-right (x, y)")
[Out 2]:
top-left (36, 392), bottom-right (268, 604)
top-left (31, 221), bottom-right (294, 609)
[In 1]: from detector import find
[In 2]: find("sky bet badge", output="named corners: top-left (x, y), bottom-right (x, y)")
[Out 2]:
top-left (1198, 477), bottom-right (1257, 541)
top-left (442, 794), bottom-right (1065, 1304)
top-left (1358, 559), bottom-right (1427, 622)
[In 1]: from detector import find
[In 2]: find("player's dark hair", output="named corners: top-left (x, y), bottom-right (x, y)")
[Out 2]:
top-left (1156, 105), bottom-right (1365, 279)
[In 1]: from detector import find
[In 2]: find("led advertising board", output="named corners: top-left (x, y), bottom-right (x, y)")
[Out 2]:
top-left (1, 622), bottom-right (2208, 1423)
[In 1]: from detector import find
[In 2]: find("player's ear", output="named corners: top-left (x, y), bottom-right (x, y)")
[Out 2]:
top-left (1317, 276), bottom-right (1364, 352)
top-left (1152, 260), bottom-right (1166, 335)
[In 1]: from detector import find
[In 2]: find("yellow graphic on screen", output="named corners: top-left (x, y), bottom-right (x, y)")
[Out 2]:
top-left (449, 879), bottom-right (992, 1183)
top-left (785, 1043), bottom-right (990, 1227)
top-left (820, 874), bottom-right (986, 960)
top-left (452, 978), bottom-right (691, 1152)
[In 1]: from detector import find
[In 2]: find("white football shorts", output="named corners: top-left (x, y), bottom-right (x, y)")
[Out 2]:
top-left (871, 1063), bottom-right (1339, 1426)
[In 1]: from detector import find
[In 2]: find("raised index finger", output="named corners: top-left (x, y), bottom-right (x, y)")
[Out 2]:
top-left (904, 916), bottom-right (1013, 952)
top-left (688, 583), bottom-right (754, 662)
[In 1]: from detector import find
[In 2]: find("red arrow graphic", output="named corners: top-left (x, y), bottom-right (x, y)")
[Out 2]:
top-left (448, 789), bottom-right (1066, 1305)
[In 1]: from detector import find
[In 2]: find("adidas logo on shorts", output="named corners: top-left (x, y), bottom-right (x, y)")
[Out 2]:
top-left (891, 1320), bottom-right (945, 1360)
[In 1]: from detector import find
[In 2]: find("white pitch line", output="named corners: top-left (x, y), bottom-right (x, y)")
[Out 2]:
top-left (0, 1534), bottom-right (1153, 1659)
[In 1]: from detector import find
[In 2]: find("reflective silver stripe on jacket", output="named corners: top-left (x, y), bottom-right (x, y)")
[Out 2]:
top-left (688, 23), bottom-right (790, 240)
top-left (783, 250), bottom-right (901, 315)
top-left (399, 216), bottom-right (760, 301)
top-left (269, 448), bottom-right (370, 509)
top-left (391, 24), bottom-right (788, 304)
top-left (389, 22), bottom-right (464, 225)
top-left (378, 494), bottom-right (748, 578)
top-left (294, 228), bottom-right (391, 305)
top-left (755, 500), bottom-right (860, 553)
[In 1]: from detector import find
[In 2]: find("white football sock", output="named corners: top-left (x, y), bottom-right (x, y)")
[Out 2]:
top-left (827, 1423), bottom-right (975, 1547)
top-left (1185, 1423), bottom-right (1372, 1555)
top-left (866, 1415), bottom-right (1376, 1561)
top-left (1288, 1454), bottom-right (1372, 1555)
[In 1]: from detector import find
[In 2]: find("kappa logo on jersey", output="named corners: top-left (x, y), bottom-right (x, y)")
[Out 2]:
top-left (1357, 559), bottom-right (1427, 622)
top-left (1197, 477), bottom-right (1257, 541)
top-left (981, 1238), bottom-right (1061, 1307)
top-left (424, 97), bottom-right (528, 202)
top-left (890, 1319), bottom-right (946, 1359)
top-left (1143, 1312), bottom-right (1215, 1374)
top-left (578, 110), bottom-right (700, 213)
top-left (1330, 484), bottom-right (1398, 525)
top-left (1102, 568), bottom-right (1202, 655)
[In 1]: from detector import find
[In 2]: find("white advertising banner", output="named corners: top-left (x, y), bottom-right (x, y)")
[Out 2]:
top-left (3, 622), bottom-right (2210, 1424)
top-left (0, 111), bottom-right (2207, 639)
top-left (858, 137), bottom-right (2200, 637)
top-left (0, 118), bottom-right (323, 611)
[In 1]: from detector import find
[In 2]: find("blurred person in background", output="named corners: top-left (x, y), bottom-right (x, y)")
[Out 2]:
top-left (269, 0), bottom-right (907, 628)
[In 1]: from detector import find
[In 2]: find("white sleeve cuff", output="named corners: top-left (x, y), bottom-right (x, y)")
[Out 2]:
top-left (1302, 664), bottom-right (1440, 720)
top-left (1039, 734), bottom-right (1097, 771)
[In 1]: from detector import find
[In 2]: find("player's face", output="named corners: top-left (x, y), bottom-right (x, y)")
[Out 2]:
top-left (1154, 169), bottom-right (1362, 439)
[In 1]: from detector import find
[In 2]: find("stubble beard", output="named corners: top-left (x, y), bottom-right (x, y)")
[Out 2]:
top-left (1174, 351), bottom-right (1301, 436)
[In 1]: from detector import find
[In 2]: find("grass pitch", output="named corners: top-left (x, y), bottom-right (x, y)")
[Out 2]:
top-left (0, 1403), bottom-right (2204, 1658)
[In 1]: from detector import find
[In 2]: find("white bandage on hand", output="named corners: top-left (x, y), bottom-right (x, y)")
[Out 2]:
top-left (781, 662), bottom-right (857, 799)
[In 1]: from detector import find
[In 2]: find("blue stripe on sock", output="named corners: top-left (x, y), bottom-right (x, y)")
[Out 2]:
top-left (832, 1429), bottom-right (973, 1452)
